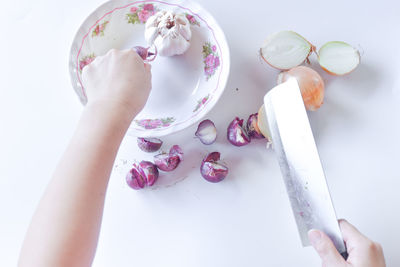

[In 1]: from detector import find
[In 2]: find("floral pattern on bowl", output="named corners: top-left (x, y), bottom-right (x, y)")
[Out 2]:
top-left (79, 54), bottom-right (96, 72)
top-left (134, 117), bottom-right (176, 129)
top-left (92, 21), bottom-right (109, 37)
top-left (193, 94), bottom-right (210, 112)
top-left (126, 3), bottom-right (157, 24)
top-left (185, 13), bottom-right (200, 26)
top-left (202, 42), bottom-right (220, 80)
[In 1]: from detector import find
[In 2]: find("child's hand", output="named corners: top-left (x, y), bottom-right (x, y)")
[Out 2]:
top-left (308, 219), bottom-right (386, 267)
top-left (82, 49), bottom-right (152, 119)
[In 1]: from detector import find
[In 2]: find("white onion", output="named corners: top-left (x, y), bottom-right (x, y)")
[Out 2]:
top-left (260, 31), bottom-right (315, 70)
top-left (318, 41), bottom-right (360, 75)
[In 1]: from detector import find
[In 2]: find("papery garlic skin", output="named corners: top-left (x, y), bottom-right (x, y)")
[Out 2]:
top-left (145, 11), bottom-right (192, 57)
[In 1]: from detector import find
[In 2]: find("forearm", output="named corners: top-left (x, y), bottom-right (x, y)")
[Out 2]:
top-left (19, 102), bottom-right (135, 267)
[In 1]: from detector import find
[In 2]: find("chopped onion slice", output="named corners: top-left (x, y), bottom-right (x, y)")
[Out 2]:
top-left (260, 31), bottom-right (315, 70)
top-left (200, 152), bottom-right (228, 183)
top-left (227, 117), bottom-right (251, 146)
top-left (195, 119), bottom-right (217, 145)
top-left (318, 41), bottom-right (360, 75)
top-left (137, 137), bottom-right (163, 152)
top-left (153, 145), bottom-right (183, 172)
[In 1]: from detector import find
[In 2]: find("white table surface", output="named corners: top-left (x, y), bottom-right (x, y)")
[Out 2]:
top-left (1, 0), bottom-right (400, 266)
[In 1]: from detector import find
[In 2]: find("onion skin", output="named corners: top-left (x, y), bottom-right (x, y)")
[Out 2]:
top-left (200, 152), bottom-right (229, 183)
top-left (227, 117), bottom-right (251, 146)
top-left (277, 66), bottom-right (325, 111)
top-left (137, 137), bottom-right (163, 152)
top-left (195, 119), bottom-right (217, 145)
top-left (246, 113), bottom-right (264, 139)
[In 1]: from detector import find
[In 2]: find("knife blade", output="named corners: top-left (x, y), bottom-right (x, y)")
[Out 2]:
top-left (264, 78), bottom-right (347, 256)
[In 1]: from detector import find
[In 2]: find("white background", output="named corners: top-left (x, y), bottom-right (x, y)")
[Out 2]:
top-left (1, 0), bottom-right (400, 266)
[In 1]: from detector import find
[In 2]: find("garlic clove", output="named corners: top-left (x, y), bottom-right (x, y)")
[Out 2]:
top-left (318, 41), bottom-right (360, 75)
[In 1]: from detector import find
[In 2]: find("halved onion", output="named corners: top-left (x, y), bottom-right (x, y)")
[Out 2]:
top-left (260, 31), bottom-right (315, 70)
top-left (318, 41), bottom-right (360, 75)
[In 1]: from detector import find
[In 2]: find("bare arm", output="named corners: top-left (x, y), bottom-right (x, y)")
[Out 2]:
top-left (18, 49), bottom-right (151, 267)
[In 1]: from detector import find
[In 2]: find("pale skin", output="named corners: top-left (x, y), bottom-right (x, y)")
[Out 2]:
top-left (18, 49), bottom-right (385, 267)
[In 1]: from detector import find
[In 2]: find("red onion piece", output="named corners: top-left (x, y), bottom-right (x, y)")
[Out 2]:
top-left (126, 161), bottom-right (159, 190)
top-left (227, 117), bottom-right (251, 146)
top-left (246, 113), bottom-right (265, 139)
top-left (154, 145), bottom-right (183, 172)
top-left (200, 152), bottom-right (229, 183)
top-left (126, 164), bottom-right (146, 190)
top-left (195, 119), bottom-right (217, 145)
top-left (138, 161), bottom-right (159, 186)
top-left (169, 145), bottom-right (183, 161)
top-left (133, 46), bottom-right (157, 62)
top-left (137, 137), bottom-right (163, 152)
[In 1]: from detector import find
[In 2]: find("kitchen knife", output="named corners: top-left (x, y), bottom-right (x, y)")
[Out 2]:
top-left (264, 78), bottom-right (347, 257)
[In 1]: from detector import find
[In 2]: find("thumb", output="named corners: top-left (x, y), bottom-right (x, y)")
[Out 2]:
top-left (308, 229), bottom-right (347, 266)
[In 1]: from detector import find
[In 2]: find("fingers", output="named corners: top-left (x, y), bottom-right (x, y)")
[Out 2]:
top-left (308, 229), bottom-right (347, 266)
top-left (339, 219), bottom-right (371, 252)
top-left (339, 219), bottom-right (384, 261)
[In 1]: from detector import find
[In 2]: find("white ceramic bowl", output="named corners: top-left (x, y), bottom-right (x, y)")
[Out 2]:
top-left (69, 0), bottom-right (230, 137)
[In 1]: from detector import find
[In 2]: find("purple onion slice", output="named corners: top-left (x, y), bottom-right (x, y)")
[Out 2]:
top-left (246, 113), bottom-right (265, 139)
top-left (227, 117), bottom-right (251, 146)
top-left (195, 119), bottom-right (217, 145)
top-left (138, 161), bottom-right (159, 186)
top-left (126, 164), bottom-right (146, 190)
top-left (200, 152), bottom-right (229, 183)
top-left (137, 137), bottom-right (163, 153)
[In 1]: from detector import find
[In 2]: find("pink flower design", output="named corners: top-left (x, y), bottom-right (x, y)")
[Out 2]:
top-left (143, 4), bottom-right (154, 11)
top-left (205, 67), bottom-right (215, 76)
top-left (92, 21), bottom-right (109, 37)
top-left (193, 94), bottom-right (210, 112)
top-left (79, 55), bottom-right (95, 71)
top-left (202, 42), bottom-right (220, 80)
top-left (94, 25), bottom-right (100, 35)
top-left (135, 117), bottom-right (175, 129)
top-left (130, 6), bottom-right (138, 13)
top-left (214, 56), bottom-right (220, 68)
top-left (185, 13), bottom-right (200, 26)
top-left (138, 9), bottom-right (152, 23)
top-left (205, 54), bottom-right (216, 67)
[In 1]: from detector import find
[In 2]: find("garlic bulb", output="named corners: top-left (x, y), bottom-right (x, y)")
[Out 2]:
top-left (145, 11), bottom-right (192, 57)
